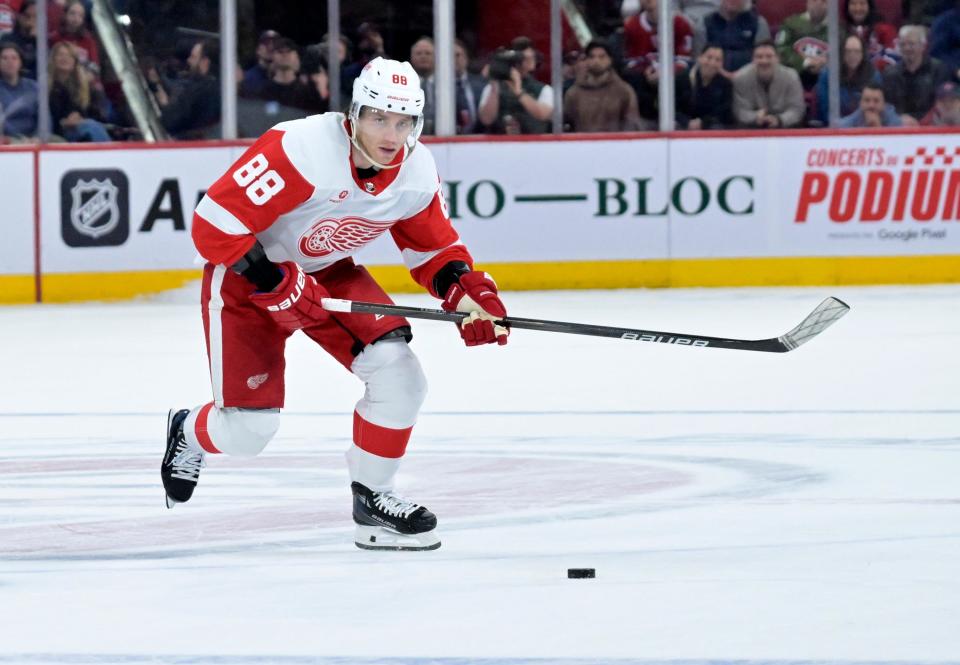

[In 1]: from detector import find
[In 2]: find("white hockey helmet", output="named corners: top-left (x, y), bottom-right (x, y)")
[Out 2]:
top-left (348, 57), bottom-right (425, 167)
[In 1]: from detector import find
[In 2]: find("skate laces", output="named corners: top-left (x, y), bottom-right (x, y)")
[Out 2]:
top-left (373, 491), bottom-right (420, 518)
top-left (170, 445), bottom-right (205, 481)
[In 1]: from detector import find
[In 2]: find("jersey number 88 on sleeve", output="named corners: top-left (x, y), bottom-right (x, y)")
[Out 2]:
top-left (233, 153), bottom-right (287, 206)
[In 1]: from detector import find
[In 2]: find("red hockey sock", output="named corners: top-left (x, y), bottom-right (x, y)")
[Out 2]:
top-left (193, 402), bottom-right (222, 454)
top-left (352, 411), bottom-right (412, 459)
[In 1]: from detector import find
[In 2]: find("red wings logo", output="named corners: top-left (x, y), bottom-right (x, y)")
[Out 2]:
top-left (298, 216), bottom-right (393, 258)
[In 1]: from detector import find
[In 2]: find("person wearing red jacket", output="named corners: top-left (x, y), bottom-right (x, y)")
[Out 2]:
top-left (623, 0), bottom-right (695, 72)
top-left (160, 57), bottom-right (509, 552)
top-left (49, 0), bottom-right (98, 72)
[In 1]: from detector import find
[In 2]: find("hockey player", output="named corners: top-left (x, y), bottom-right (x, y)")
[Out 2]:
top-left (161, 57), bottom-right (509, 551)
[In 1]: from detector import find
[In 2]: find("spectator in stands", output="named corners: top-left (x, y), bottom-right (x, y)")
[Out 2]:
top-left (677, 0), bottom-right (723, 25)
top-left (564, 38), bottom-right (640, 132)
top-left (410, 36), bottom-right (436, 133)
top-left (905, 0), bottom-right (954, 26)
top-left (0, 0), bottom-right (20, 38)
top-left (410, 36), bottom-right (434, 80)
top-left (733, 40), bottom-right (806, 127)
top-left (685, 43), bottom-right (734, 128)
top-left (299, 41), bottom-right (333, 108)
top-left (622, 0), bottom-right (721, 25)
top-left (0, 41), bottom-right (37, 141)
top-left (50, 0), bottom-right (99, 73)
top-left (357, 22), bottom-right (386, 60)
top-left (882, 25), bottom-right (954, 124)
top-left (845, 0), bottom-right (898, 71)
top-left (257, 37), bottom-right (327, 114)
top-left (156, 38), bottom-right (221, 139)
top-left (694, 0), bottom-right (771, 73)
top-left (242, 30), bottom-right (279, 99)
top-left (143, 54), bottom-right (172, 101)
top-left (561, 49), bottom-right (584, 93)
top-left (623, 0), bottom-right (695, 72)
top-left (6, 0), bottom-right (35, 78)
top-left (47, 0), bottom-right (64, 30)
top-left (624, 47), bottom-right (693, 129)
top-left (478, 36), bottom-right (554, 134)
top-left (815, 33), bottom-right (881, 123)
top-left (930, 1), bottom-right (960, 76)
top-left (921, 79), bottom-right (960, 123)
top-left (838, 81), bottom-right (902, 125)
top-left (776, 0), bottom-right (829, 90)
top-left (311, 33), bottom-right (352, 104)
top-left (48, 41), bottom-right (109, 141)
top-left (455, 39), bottom-right (487, 134)
top-left (342, 22), bottom-right (386, 94)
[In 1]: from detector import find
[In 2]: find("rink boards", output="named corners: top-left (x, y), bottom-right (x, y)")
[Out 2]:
top-left (2, 128), bottom-right (960, 303)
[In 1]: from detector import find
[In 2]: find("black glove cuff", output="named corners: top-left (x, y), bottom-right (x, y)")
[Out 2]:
top-left (432, 260), bottom-right (472, 298)
top-left (231, 241), bottom-right (285, 292)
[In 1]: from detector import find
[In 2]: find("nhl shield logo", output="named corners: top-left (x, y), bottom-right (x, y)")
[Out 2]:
top-left (60, 169), bottom-right (129, 247)
top-left (70, 179), bottom-right (120, 238)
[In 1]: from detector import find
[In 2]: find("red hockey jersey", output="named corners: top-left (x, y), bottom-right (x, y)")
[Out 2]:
top-left (192, 113), bottom-right (472, 297)
top-left (623, 12), bottom-right (694, 68)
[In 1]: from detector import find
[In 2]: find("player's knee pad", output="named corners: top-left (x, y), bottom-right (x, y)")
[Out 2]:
top-left (351, 338), bottom-right (427, 428)
top-left (219, 407), bottom-right (280, 457)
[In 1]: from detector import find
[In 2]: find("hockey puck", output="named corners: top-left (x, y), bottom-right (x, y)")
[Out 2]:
top-left (567, 568), bottom-right (595, 579)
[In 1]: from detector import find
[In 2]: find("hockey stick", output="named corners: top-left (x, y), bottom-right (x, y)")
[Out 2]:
top-left (321, 296), bottom-right (850, 353)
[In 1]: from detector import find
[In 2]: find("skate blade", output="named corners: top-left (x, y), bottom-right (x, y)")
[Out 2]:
top-left (354, 524), bottom-right (441, 551)
top-left (165, 494), bottom-right (182, 509)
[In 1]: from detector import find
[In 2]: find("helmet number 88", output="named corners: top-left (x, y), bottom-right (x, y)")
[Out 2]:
top-left (232, 153), bottom-right (286, 206)
top-left (392, 74), bottom-right (408, 85)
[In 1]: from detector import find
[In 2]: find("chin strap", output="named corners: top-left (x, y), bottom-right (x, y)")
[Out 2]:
top-left (348, 119), bottom-right (416, 171)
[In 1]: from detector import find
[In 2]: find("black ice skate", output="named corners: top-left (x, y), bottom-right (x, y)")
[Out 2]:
top-left (161, 408), bottom-right (205, 509)
top-left (351, 482), bottom-right (441, 551)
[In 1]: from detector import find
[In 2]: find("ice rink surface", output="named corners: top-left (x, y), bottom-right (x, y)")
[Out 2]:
top-left (1, 284), bottom-right (958, 665)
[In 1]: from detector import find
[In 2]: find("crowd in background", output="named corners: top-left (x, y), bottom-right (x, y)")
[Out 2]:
top-left (3, 0), bottom-right (960, 143)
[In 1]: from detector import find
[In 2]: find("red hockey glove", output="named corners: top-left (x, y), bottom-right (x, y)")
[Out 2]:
top-left (249, 261), bottom-right (329, 331)
top-left (441, 271), bottom-right (509, 346)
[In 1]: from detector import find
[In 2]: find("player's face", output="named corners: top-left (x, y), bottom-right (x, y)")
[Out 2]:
top-left (356, 108), bottom-right (416, 164)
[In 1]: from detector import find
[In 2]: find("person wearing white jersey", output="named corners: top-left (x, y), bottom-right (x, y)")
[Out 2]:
top-left (161, 57), bottom-right (509, 551)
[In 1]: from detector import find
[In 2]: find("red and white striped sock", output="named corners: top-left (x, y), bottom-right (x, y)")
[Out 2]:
top-left (346, 410), bottom-right (413, 491)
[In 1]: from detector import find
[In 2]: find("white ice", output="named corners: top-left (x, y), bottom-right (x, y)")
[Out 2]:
top-left (0, 284), bottom-right (958, 665)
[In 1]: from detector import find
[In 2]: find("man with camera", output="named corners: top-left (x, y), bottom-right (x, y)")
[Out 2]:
top-left (477, 36), bottom-right (554, 134)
